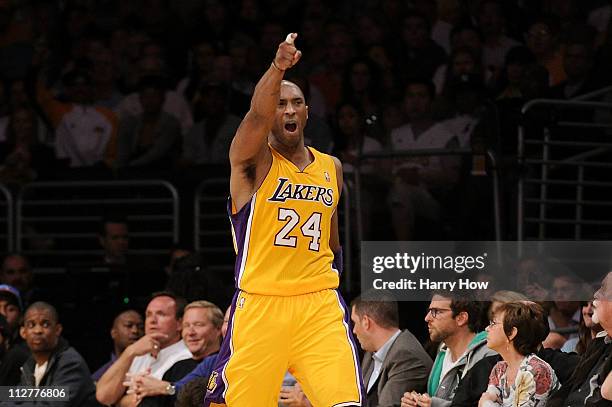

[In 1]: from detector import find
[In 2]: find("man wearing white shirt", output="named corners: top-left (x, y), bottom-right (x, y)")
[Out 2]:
top-left (96, 292), bottom-right (192, 406)
top-left (351, 291), bottom-right (432, 407)
top-left (389, 80), bottom-right (460, 240)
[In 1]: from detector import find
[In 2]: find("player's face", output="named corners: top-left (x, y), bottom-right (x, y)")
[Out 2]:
top-left (182, 308), bottom-right (221, 358)
top-left (271, 82), bottom-right (308, 148)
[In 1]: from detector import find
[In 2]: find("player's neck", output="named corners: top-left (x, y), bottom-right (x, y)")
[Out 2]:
top-left (271, 139), bottom-right (312, 170)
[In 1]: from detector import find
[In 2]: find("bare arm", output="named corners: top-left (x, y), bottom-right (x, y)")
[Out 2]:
top-left (330, 156), bottom-right (343, 253)
top-left (96, 333), bottom-right (166, 405)
top-left (229, 33), bottom-right (302, 211)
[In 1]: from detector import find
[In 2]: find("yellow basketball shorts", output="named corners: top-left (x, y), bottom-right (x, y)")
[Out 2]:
top-left (204, 289), bottom-right (364, 406)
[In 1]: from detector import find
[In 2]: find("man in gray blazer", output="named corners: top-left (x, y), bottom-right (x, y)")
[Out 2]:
top-left (351, 292), bottom-right (433, 407)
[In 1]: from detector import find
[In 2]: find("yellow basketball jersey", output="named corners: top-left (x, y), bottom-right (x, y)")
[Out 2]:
top-left (229, 145), bottom-right (340, 296)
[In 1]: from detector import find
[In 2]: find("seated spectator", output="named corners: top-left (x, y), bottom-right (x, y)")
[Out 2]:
top-left (0, 105), bottom-right (57, 185)
top-left (0, 284), bottom-right (28, 386)
top-left (397, 12), bottom-right (448, 83)
top-left (0, 253), bottom-right (37, 306)
top-left (90, 46), bottom-right (124, 110)
top-left (37, 68), bottom-right (118, 168)
top-left (0, 284), bottom-right (22, 341)
top-left (544, 273), bottom-right (582, 349)
top-left (116, 57), bottom-right (193, 135)
top-left (171, 306), bottom-right (230, 396)
top-left (16, 301), bottom-right (98, 406)
top-left (125, 301), bottom-right (223, 406)
top-left (548, 36), bottom-right (600, 100)
top-left (389, 79), bottom-right (460, 240)
top-left (115, 76), bottom-right (181, 169)
top-left (526, 18), bottom-right (566, 86)
top-left (479, 301), bottom-right (559, 406)
top-left (96, 292), bottom-right (192, 406)
top-left (98, 214), bottom-right (129, 267)
top-left (548, 271), bottom-right (612, 407)
top-left (340, 57), bottom-right (383, 122)
top-left (351, 291), bottom-right (432, 406)
top-left (180, 81), bottom-right (240, 165)
top-left (477, 0), bottom-right (520, 80)
top-left (561, 299), bottom-right (604, 354)
top-left (91, 309), bottom-right (144, 381)
top-left (402, 292), bottom-right (493, 407)
top-left (450, 296), bottom-right (578, 407)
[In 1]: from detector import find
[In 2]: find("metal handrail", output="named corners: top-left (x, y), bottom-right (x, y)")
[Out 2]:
top-left (0, 184), bottom-right (13, 251)
top-left (353, 147), bottom-right (501, 242)
top-left (17, 180), bottom-right (179, 252)
top-left (518, 94), bottom-right (612, 240)
top-left (573, 85), bottom-right (612, 101)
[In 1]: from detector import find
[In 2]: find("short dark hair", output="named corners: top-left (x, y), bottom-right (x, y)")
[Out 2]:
top-left (98, 213), bottom-right (128, 236)
top-left (25, 302), bottom-right (59, 324)
top-left (176, 377), bottom-right (208, 407)
top-left (498, 301), bottom-right (549, 355)
top-left (432, 291), bottom-right (488, 332)
top-left (150, 291), bottom-right (186, 320)
top-left (351, 290), bottom-right (399, 329)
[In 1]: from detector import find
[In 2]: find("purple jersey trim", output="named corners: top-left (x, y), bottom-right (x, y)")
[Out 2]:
top-left (332, 247), bottom-right (343, 275)
top-left (228, 196), bottom-right (254, 288)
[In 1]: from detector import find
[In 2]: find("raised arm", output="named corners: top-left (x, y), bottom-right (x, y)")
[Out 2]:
top-left (229, 33), bottom-right (301, 211)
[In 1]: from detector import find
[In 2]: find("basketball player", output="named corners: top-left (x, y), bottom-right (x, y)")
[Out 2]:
top-left (204, 34), bottom-right (364, 406)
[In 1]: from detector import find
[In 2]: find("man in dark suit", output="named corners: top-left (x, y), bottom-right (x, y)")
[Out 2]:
top-left (351, 291), bottom-right (433, 407)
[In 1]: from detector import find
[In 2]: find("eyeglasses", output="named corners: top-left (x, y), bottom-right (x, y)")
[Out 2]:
top-left (427, 308), bottom-right (451, 319)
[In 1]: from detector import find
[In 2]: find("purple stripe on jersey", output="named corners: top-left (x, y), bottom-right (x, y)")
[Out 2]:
top-left (204, 290), bottom-right (240, 406)
top-left (333, 247), bottom-right (343, 275)
top-left (336, 289), bottom-right (366, 404)
top-left (227, 197), bottom-right (253, 287)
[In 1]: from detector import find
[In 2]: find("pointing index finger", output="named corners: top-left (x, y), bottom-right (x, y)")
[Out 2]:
top-left (285, 33), bottom-right (296, 45)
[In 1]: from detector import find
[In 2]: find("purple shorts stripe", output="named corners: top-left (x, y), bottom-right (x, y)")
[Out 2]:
top-left (204, 290), bottom-right (240, 406)
top-left (335, 290), bottom-right (366, 404)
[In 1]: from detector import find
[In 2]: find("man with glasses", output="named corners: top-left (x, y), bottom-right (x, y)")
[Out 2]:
top-left (401, 292), bottom-right (492, 407)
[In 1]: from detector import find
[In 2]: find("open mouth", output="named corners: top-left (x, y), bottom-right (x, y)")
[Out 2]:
top-left (284, 123), bottom-right (297, 133)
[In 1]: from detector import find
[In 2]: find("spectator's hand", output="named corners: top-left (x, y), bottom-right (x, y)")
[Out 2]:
top-left (279, 383), bottom-right (311, 406)
top-left (130, 374), bottom-right (169, 401)
top-left (400, 391), bottom-right (420, 407)
top-left (416, 393), bottom-right (431, 407)
top-left (273, 33), bottom-right (301, 71)
top-left (127, 333), bottom-right (167, 358)
top-left (478, 391), bottom-right (498, 406)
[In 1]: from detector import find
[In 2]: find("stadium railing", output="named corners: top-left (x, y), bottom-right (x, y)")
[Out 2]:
top-left (0, 184), bottom-right (14, 252)
top-left (16, 180), bottom-right (179, 269)
top-left (518, 85), bottom-right (612, 240)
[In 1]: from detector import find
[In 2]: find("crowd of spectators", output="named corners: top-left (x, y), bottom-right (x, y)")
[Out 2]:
top-left (0, 252), bottom-right (609, 406)
top-left (0, 0), bottom-right (611, 405)
top-left (0, 0), bottom-right (610, 240)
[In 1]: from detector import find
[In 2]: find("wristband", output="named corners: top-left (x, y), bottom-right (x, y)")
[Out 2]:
top-left (271, 60), bottom-right (284, 72)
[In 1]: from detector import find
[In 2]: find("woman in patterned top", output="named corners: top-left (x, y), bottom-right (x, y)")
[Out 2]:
top-left (479, 302), bottom-right (560, 407)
